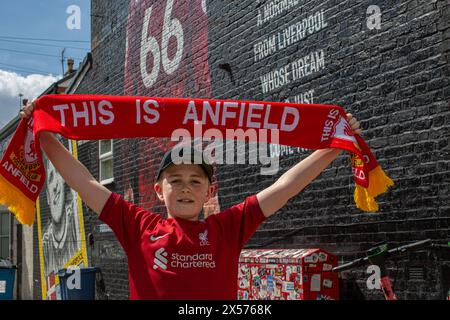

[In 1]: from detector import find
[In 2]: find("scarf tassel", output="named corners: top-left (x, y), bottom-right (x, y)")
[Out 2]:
top-left (0, 174), bottom-right (35, 226)
top-left (354, 165), bottom-right (395, 212)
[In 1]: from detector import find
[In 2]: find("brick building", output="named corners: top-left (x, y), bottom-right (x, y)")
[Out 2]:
top-left (0, 62), bottom-right (78, 299)
top-left (18, 0), bottom-right (450, 299)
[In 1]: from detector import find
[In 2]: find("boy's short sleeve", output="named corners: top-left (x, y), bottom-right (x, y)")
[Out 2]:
top-left (99, 193), bottom-right (162, 253)
top-left (210, 194), bottom-right (266, 251)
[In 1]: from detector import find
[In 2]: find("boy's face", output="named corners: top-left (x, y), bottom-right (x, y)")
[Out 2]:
top-left (154, 164), bottom-right (213, 221)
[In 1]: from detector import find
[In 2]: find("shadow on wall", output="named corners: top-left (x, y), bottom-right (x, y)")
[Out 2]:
top-left (441, 265), bottom-right (450, 300)
top-left (338, 276), bottom-right (366, 300)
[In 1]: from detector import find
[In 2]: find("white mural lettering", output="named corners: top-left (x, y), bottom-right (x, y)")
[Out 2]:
top-left (291, 50), bottom-right (326, 81)
top-left (254, 10), bottom-right (328, 62)
top-left (260, 50), bottom-right (325, 94)
top-left (285, 89), bottom-right (315, 104)
top-left (257, 0), bottom-right (301, 27)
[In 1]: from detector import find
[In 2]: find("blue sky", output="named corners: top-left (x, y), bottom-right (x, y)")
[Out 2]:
top-left (0, 0), bottom-right (91, 129)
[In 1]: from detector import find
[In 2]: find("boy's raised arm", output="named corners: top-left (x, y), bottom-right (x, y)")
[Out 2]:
top-left (39, 132), bottom-right (112, 215)
top-left (256, 114), bottom-right (362, 218)
top-left (20, 102), bottom-right (111, 215)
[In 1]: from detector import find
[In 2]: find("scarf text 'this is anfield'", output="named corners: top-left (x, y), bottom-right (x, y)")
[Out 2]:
top-left (0, 94), bottom-right (394, 225)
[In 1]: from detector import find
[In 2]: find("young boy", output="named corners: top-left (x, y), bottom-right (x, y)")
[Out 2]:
top-left (20, 101), bottom-right (361, 300)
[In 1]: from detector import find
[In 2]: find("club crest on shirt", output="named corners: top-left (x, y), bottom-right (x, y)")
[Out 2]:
top-left (199, 230), bottom-right (209, 246)
top-left (153, 247), bottom-right (169, 270)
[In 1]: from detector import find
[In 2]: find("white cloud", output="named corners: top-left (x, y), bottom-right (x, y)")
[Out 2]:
top-left (0, 70), bottom-right (60, 129)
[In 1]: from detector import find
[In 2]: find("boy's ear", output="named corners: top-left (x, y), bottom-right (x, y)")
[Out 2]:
top-left (153, 182), bottom-right (164, 201)
top-left (206, 184), bottom-right (215, 201)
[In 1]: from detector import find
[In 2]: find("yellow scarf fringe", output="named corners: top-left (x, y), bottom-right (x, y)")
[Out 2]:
top-left (354, 165), bottom-right (395, 212)
top-left (0, 174), bottom-right (35, 226)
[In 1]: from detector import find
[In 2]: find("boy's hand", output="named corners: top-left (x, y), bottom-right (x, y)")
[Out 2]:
top-left (346, 113), bottom-right (362, 135)
top-left (19, 100), bottom-right (36, 119)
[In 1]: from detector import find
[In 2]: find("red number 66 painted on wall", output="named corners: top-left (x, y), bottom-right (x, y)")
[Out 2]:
top-left (124, 0), bottom-right (211, 98)
top-left (140, 0), bottom-right (184, 88)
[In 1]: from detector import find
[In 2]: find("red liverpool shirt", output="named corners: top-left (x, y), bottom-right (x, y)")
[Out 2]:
top-left (99, 193), bottom-right (266, 300)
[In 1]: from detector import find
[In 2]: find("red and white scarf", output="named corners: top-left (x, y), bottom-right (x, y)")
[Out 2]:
top-left (0, 94), bottom-right (394, 225)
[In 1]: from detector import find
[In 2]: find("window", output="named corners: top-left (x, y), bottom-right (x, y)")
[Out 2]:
top-left (99, 139), bottom-right (114, 185)
top-left (0, 209), bottom-right (10, 259)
